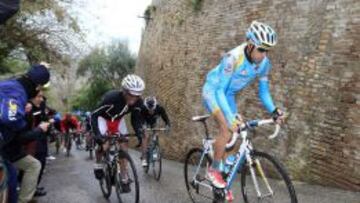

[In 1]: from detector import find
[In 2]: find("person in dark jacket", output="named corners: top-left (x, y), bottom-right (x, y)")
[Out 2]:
top-left (0, 63), bottom-right (50, 203)
top-left (140, 96), bottom-right (170, 166)
top-left (0, 0), bottom-right (20, 24)
top-left (24, 90), bottom-right (48, 196)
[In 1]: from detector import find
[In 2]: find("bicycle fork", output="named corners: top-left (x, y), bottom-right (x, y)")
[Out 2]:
top-left (246, 153), bottom-right (274, 199)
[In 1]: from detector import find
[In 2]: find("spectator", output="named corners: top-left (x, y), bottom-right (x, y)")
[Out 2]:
top-left (0, 63), bottom-right (50, 203)
top-left (0, 0), bottom-right (21, 24)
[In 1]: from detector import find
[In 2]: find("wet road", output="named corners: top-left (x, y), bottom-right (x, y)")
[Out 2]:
top-left (37, 147), bottom-right (360, 203)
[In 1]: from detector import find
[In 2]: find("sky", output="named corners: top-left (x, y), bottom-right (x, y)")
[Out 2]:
top-left (71, 0), bottom-right (152, 54)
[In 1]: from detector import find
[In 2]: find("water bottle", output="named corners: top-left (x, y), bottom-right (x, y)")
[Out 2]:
top-left (224, 154), bottom-right (237, 174)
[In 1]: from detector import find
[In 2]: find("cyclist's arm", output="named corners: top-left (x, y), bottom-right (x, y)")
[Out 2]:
top-left (130, 106), bottom-right (145, 138)
top-left (215, 55), bottom-right (238, 128)
top-left (158, 106), bottom-right (170, 126)
top-left (72, 117), bottom-right (81, 133)
top-left (60, 120), bottom-right (66, 134)
top-left (258, 62), bottom-right (276, 113)
top-left (19, 127), bottom-right (43, 143)
top-left (90, 105), bottom-right (111, 138)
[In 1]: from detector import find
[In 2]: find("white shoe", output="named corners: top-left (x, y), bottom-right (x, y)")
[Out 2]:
top-left (46, 156), bottom-right (56, 161)
top-left (142, 159), bottom-right (148, 167)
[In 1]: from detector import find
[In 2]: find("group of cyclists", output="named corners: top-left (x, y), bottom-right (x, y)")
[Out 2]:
top-left (90, 75), bottom-right (171, 187)
top-left (87, 20), bottom-right (285, 202)
top-left (0, 17), bottom-right (286, 202)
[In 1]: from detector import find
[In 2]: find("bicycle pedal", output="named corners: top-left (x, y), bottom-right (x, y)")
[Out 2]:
top-left (213, 188), bottom-right (225, 202)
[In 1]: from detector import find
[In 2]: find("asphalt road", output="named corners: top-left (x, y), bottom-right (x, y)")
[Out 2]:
top-left (36, 147), bottom-right (360, 203)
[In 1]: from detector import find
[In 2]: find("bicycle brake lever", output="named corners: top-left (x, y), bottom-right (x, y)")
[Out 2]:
top-left (268, 124), bottom-right (281, 139)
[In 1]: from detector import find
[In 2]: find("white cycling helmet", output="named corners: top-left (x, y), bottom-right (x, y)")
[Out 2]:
top-left (121, 74), bottom-right (145, 96)
top-left (144, 96), bottom-right (157, 111)
top-left (246, 21), bottom-right (277, 50)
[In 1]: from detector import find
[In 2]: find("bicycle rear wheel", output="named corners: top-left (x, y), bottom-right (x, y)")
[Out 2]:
top-left (240, 150), bottom-right (297, 203)
top-left (184, 148), bottom-right (215, 203)
top-left (151, 143), bottom-right (162, 181)
top-left (115, 150), bottom-right (139, 203)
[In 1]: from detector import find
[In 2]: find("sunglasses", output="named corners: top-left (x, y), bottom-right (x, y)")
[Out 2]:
top-left (257, 48), bottom-right (268, 53)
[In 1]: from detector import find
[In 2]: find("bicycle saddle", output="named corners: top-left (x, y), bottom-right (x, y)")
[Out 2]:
top-left (192, 115), bottom-right (211, 122)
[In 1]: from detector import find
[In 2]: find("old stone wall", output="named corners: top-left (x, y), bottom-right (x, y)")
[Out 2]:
top-left (136, 0), bottom-right (360, 190)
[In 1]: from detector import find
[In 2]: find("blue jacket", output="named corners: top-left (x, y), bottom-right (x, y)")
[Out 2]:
top-left (0, 79), bottom-right (28, 148)
top-left (202, 43), bottom-right (276, 128)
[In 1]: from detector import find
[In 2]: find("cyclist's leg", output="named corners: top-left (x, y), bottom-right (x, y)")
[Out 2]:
top-left (141, 128), bottom-right (149, 166)
top-left (118, 118), bottom-right (130, 181)
top-left (94, 117), bottom-right (109, 179)
top-left (203, 87), bottom-right (229, 188)
top-left (212, 111), bottom-right (231, 167)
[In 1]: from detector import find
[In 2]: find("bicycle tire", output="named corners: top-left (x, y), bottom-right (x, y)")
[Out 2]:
top-left (240, 150), bottom-right (297, 203)
top-left (66, 134), bottom-right (72, 157)
top-left (184, 148), bottom-right (214, 203)
top-left (115, 150), bottom-right (140, 203)
top-left (99, 161), bottom-right (112, 199)
top-left (55, 136), bottom-right (60, 155)
top-left (152, 143), bottom-right (162, 181)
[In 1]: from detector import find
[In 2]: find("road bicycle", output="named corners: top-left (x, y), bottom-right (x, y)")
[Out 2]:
top-left (98, 134), bottom-right (140, 203)
top-left (143, 128), bottom-right (167, 181)
top-left (184, 115), bottom-right (297, 203)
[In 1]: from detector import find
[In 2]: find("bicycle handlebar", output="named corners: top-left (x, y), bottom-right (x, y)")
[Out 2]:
top-left (146, 128), bottom-right (168, 131)
top-left (225, 119), bottom-right (280, 149)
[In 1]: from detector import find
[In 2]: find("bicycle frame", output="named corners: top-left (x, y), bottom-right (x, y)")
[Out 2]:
top-left (191, 138), bottom-right (214, 190)
top-left (191, 118), bottom-right (279, 197)
top-left (145, 128), bottom-right (166, 163)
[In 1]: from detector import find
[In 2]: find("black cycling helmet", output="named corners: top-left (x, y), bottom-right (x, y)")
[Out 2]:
top-left (144, 96), bottom-right (157, 111)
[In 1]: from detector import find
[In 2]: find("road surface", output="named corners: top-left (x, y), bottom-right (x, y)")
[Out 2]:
top-left (37, 147), bottom-right (360, 203)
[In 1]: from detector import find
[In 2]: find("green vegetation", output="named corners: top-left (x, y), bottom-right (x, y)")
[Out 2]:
top-left (144, 5), bottom-right (156, 25)
top-left (0, 0), bottom-right (83, 74)
top-left (72, 41), bottom-right (136, 110)
top-left (71, 79), bottom-right (112, 111)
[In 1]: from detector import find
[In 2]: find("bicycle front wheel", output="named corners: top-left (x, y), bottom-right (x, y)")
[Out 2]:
top-left (65, 134), bottom-right (72, 157)
top-left (115, 150), bottom-right (140, 203)
top-left (55, 135), bottom-right (60, 154)
top-left (151, 143), bottom-right (162, 181)
top-left (184, 148), bottom-right (214, 203)
top-left (240, 150), bottom-right (297, 203)
top-left (99, 162), bottom-right (112, 199)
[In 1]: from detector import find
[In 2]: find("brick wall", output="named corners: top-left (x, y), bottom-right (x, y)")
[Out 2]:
top-left (136, 0), bottom-right (360, 190)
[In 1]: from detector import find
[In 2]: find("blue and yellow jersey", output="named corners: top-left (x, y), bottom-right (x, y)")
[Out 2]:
top-left (202, 43), bottom-right (275, 128)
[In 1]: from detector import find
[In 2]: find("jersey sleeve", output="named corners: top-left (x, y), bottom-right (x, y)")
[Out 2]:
top-left (90, 92), bottom-right (113, 137)
top-left (158, 106), bottom-right (170, 126)
top-left (215, 54), bottom-right (238, 128)
top-left (130, 101), bottom-right (145, 138)
top-left (258, 62), bottom-right (276, 113)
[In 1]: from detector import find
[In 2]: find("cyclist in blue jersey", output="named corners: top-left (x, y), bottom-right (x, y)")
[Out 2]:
top-left (202, 21), bottom-right (285, 192)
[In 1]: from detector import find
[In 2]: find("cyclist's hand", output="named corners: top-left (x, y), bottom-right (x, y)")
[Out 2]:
top-left (48, 118), bottom-right (55, 124)
top-left (25, 103), bottom-right (32, 113)
top-left (272, 108), bottom-right (285, 124)
top-left (165, 125), bottom-right (171, 134)
top-left (39, 122), bottom-right (50, 132)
